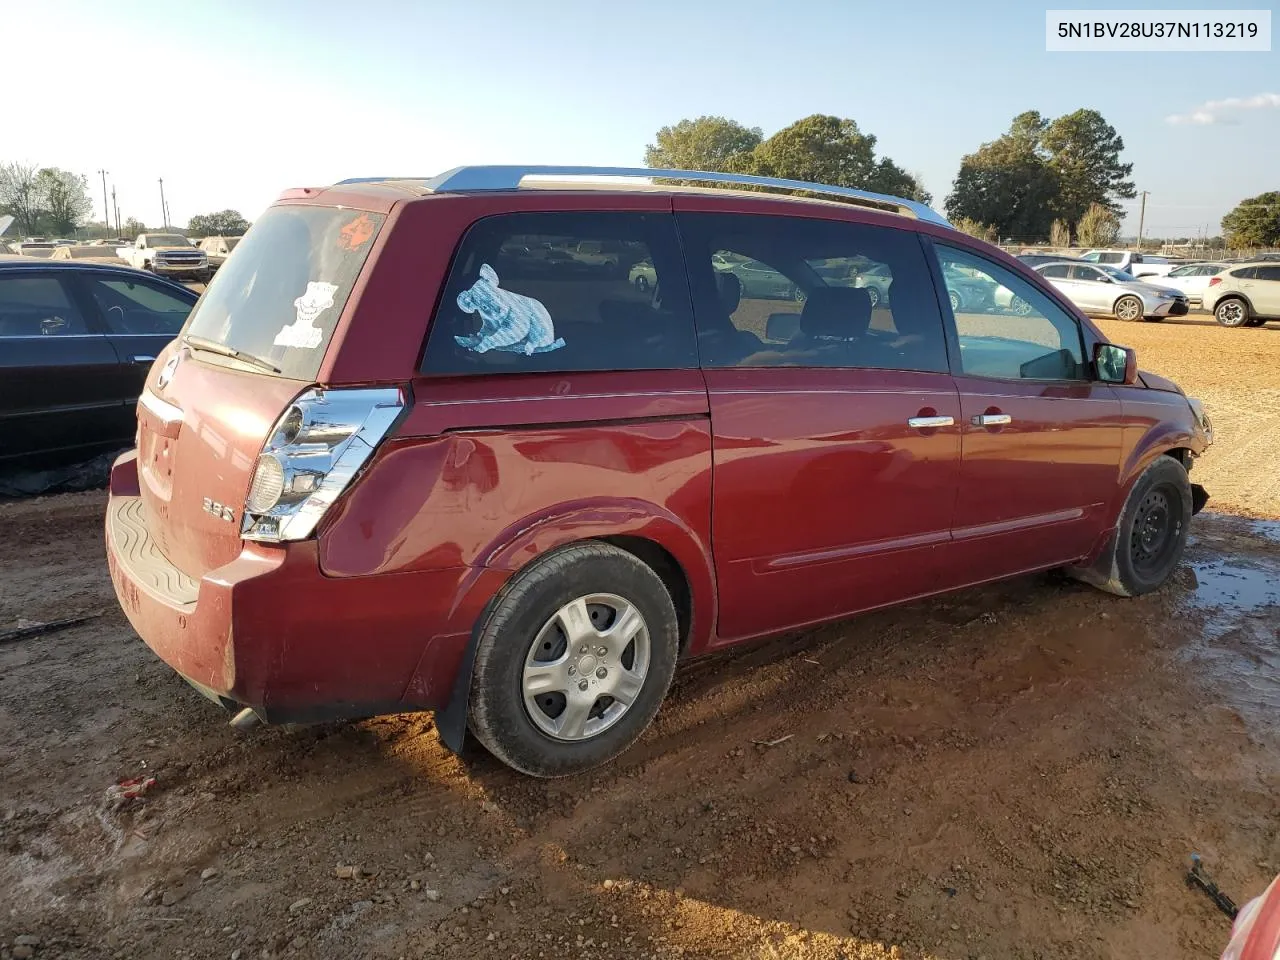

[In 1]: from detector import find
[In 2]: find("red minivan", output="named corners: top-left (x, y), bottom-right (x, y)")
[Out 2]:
top-left (106, 166), bottom-right (1212, 777)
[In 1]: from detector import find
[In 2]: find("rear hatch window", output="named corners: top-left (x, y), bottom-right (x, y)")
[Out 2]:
top-left (183, 205), bottom-right (384, 380)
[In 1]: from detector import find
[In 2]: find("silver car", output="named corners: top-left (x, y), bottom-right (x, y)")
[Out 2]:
top-left (1034, 262), bottom-right (1189, 321)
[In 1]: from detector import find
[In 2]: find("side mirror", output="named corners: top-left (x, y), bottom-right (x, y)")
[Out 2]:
top-left (1095, 342), bottom-right (1138, 384)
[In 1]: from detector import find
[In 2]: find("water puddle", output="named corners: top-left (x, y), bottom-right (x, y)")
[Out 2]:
top-left (1187, 559), bottom-right (1280, 640)
top-left (1180, 539), bottom-right (1280, 733)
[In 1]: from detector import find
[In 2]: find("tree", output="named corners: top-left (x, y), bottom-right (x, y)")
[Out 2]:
top-left (644, 116), bottom-right (762, 172)
top-left (1041, 109), bottom-right (1135, 224)
top-left (644, 114), bottom-right (927, 205)
top-left (1076, 202), bottom-right (1120, 247)
top-left (35, 168), bottom-right (92, 235)
top-left (0, 163), bottom-right (43, 235)
top-left (1221, 192), bottom-right (1280, 249)
top-left (946, 117), bottom-right (1059, 241)
top-left (188, 209), bottom-right (250, 237)
top-left (1050, 218), bottom-right (1071, 247)
top-left (123, 217), bottom-right (146, 239)
top-left (946, 109), bottom-right (1134, 243)
top-left (953, 218), bottom-right (998, 244)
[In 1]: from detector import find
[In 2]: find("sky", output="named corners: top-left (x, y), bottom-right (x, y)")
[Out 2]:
top-left (5, 0), bottom-right (1277, 238)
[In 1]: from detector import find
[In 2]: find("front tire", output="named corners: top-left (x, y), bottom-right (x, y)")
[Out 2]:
top-left (1113, 295), bottom-right (1143, 322)
top-left (468, 542), bottom-right (679, 778)
top-left (1069, 457), bottom-right (1192, 597)
top-left (1215, 297), bottom-right (1250, 327)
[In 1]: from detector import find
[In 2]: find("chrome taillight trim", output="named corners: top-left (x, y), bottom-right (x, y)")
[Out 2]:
top-left (241, 386), bottom-right (404, 542)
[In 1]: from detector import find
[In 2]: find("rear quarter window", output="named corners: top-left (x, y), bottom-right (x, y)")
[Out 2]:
top-left (421, 212), bottom-right (697, 375)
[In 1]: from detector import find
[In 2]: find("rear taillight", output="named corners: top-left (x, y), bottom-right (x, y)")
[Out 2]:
top-left (1208, 277), bottom-right (1222, 287)
top-left (241, 386), bottom-right (404, 542)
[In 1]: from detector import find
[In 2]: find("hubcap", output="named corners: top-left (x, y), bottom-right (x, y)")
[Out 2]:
top-left (1116, 298), bottom-right (1140, 321)
top-left (1129, 486), bottom-right (1181, 575)
top-left (522, 593), bottom-right (650, 741)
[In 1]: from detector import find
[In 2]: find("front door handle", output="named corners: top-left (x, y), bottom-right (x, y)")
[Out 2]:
top-left (131, 355), bottom-right (156, 364)
top-left (907, 415), bottom-right (955, 429)
top-left (972, 413), bottom-right (1012, 427)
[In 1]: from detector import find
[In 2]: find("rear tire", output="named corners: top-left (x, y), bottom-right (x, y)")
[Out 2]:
top-left (1068, 457), bottom-right (1192, 597)
top-left (467, 542), bottom-right (679, 778)
top-left (1245, 317), bottom-right (1267, 327)
top-left (1214, 297), bottom-right (1250, 327)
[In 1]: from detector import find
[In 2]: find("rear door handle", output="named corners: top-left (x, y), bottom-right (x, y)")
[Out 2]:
top-left (131, 355), bottom-right (156, 364)
top-left (972, 413), bottom-right (1012, 426)
top-left (907, 415), bottom-right (955, 429)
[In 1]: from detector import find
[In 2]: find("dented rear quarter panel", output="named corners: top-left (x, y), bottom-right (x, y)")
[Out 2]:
top-left (318, 369), bottom-right (717, 654)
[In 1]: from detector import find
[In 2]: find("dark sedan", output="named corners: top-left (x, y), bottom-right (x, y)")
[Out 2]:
top-left (0, 260), bottom-right (198, 470)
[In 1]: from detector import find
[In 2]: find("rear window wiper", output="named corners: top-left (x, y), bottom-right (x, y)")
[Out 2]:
top-left (182, 334), bottom-right (282, 374)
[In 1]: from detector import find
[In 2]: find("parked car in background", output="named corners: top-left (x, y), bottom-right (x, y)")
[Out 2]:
top-left (1202, 262), bottom-right (1280, 327)
top-left (1160, 262), bottom-right (1228, 306)
top-left (1016, 253), bottom-right (1083, 268)
top-left (628, 258), bottom-right (656, 291)
top-left (118, 233), bottom-right (211, 282)
top-left (716, 254), bottom-right (806, 300)
top-left (13, 240), bottom-right (56, 257)
top-left (198, 235), bottom-right (243, 272)
top-left (852, 262), bottom-right (893, 306)
top-left (569, 239), bottom-right (620, 274)
top-left (0, 260), bottom-right (198, 470)
top-left (1078, 250), bottom-right (1184, 279)
top-left (1035, 262), bottom-right (1188, 321)
top-left (49, 245), bottom-right (128, 265)
top-left (104, 164), bottom-right (1210, 779)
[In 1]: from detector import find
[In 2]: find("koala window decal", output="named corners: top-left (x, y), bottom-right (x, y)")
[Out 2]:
top-left (455, 263), bottom-right (566, 356)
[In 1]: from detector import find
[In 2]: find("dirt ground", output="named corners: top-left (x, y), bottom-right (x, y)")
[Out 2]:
top-left (2, 315), bottom-right (1278, 960)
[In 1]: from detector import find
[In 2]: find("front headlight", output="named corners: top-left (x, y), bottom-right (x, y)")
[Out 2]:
top-left (1187, 396), bottom-right (1213, 445)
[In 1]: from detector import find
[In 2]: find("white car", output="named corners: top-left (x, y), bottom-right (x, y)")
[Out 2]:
top-left (1078, 250), bottom-right (1184, 279)
top-left (1035, 262), bottom-right (1189, 321)
top-left (1159, 262), bottom-right (1228, 306)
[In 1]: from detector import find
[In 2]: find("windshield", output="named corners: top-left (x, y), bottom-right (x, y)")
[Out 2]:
top-left (149, 235), bottom-right (192, 247)
top-left (183, 205), bottom-right (384, 380)
top-left (1096, 264), bottom-right (1136, 282)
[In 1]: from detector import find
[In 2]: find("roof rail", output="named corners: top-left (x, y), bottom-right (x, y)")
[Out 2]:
top-left (338, 166), bottom-right (949, 226)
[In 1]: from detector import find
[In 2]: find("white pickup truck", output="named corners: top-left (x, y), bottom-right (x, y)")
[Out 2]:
top-left (1078, 250), bottom-right (1189, 279)
top-left (117, 233), bottom-right (211, 282)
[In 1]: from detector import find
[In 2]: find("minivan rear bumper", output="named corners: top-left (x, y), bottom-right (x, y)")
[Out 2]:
top-left (105, 451), bottom-right (503, 724)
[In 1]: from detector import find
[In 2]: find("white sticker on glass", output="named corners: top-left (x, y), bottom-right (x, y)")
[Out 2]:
top-left (274, 281), bottom-right (338, 349)
top-left (455, 264), bottom-right (565, 356)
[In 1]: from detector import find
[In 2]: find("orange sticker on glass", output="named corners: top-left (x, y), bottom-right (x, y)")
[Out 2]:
top-left (337, 213), bottom-right (375, 251)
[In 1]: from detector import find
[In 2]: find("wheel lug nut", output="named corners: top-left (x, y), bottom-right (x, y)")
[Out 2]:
top-left (567, 665), bottom-right (575, 676)
top-left (580, 645), bottom-right (589, 654)
top-left (596, 646), bottom-right (607, 657)
top-left (578, 680), bottom-right (589, 692)
top-left (596, 667), bottom-right (607, 679)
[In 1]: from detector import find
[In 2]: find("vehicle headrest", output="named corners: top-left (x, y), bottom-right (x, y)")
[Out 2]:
top-left (799, 286), bottom-right (872, 340)
top-left (715, 271), bottom-right (742, 315)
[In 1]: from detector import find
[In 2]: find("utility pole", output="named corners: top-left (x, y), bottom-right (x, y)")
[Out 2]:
top-left (112, 188), bottom-right (120, 236)
top-left (159, 178), bottom-right (168, 228)
top-left (1136, 190), bottom-right (1150, 250)
top-left (98, 169), bottom-right (110, 239)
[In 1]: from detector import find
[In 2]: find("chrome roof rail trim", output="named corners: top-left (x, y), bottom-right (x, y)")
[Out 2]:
top-left (340, 166), bottom-right (950, 226)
